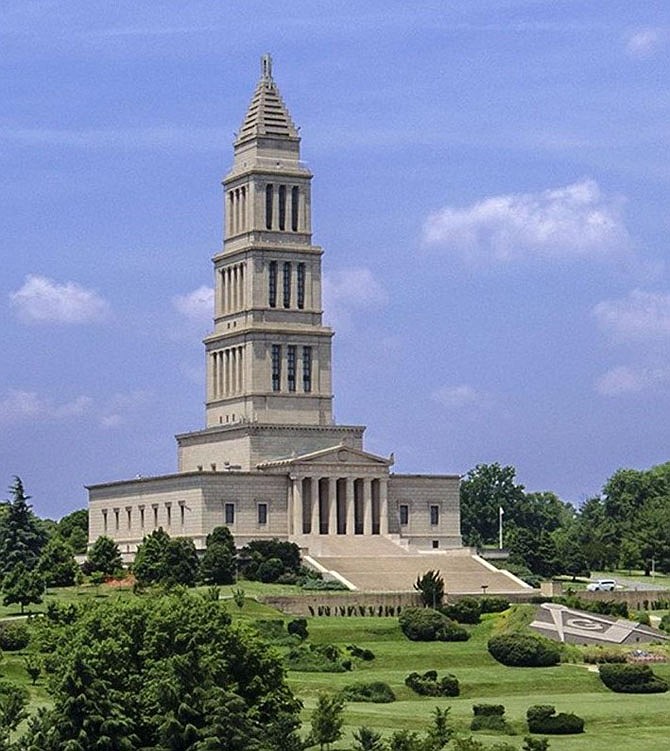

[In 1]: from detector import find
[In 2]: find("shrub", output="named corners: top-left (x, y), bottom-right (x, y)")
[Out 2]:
top-left (285, 644), bottom-right (351, 672)
top-left (404, 670), bottom-right (459, 697)
top-left (414, 570), bottom-right (445, 608)
top-left (582, 646), bottom-right (626, 664)
top-left (399, 608), bottom-right (469, 642)
top-left (257, 557), bottom-right (285, 583)
top-left (659, 613), bottom-right (670, 632)
top-left (599, 663), bottom-right (668, 693)
top-left (442, 598), bottom-right (481, 624)
top-left (287, 618), bottom-right (309, 640)
top-left (487, 633), bottom-right (560, 667)
top-left (635, 611), bottom-right (651, 626)
top-left (526, 705), bottom-right (584, 734)
top-left (555, 595), bottom-right (628, 618)
top-left (340, 681), bottom-right (396, 703)
top-left (0, 621), bottom-right (30, 651)
top-left (470, 704), bottom-right (511, 733)
top-left (347, 644), bottom-right (375, 661)
top-left (479, 597), bottom-right (510, 614)
top-left (300, 578), bottom-right (349, 591)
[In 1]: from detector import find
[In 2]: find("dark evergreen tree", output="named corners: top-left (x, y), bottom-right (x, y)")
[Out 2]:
top-left (200, 526), bottom-right (237, 584)
top-left (133, 527), bottom-right (171, 584)
top-left (0, 477), bottom-right (47, 577)
top-left (84, 535), bottom-right (123, 577)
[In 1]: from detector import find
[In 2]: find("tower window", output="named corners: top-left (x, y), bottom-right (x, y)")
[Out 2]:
top-left (287, 345), bottom-right (296, 392)
top-left (139, 506), bottom-right (145, 529)
top-left (165, 503), bottom-right (172, 527)
top-left (152, 504), bottom-right (159, 528)
top-left (278, 185), bottom-right (286, 230)
top-left (297, 263), bottom-right (305, 309)
top-left (291, 186), bottom-right (299, 231)
top-left (258, 503), bottom-right (268, 525)
top-left (102, 510), bottom-right (108, 534)
top-left (399, 504), bottom-right (409, 526)
top-left (283, 262), bottom-right (291, 308)
top-left (302, 346), bottom-right (312, 393)
top-left (430, 505), bottom-right (439, 526)
top-left (265, 184), bottom-right (273, 229)
top-left (126, 507), bottom-right (132, 529)
top-left (225, 503), bottom-right (235, 525)
top-left (114, 508), bottom-right (119, 532)
top-left (271, 344), bottom-right (281, 391)
top-left (268, 261), bottom-right (277, 308)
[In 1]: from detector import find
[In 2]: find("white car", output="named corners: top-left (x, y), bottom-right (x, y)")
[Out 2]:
top-left (586, 578), bottom-right (617, 592)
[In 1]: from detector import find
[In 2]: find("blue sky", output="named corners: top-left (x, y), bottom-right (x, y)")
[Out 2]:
top-left (2, 1), bottom-right (669, 519)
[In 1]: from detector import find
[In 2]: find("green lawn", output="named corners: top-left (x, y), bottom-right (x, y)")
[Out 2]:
top-left (287, 613), bottom-right (670, 750)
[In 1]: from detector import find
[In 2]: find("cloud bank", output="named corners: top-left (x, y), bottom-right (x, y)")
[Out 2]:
top-left (422, 179), bottom-right (630, 263)
top-left (323, 267), bottom-right (388, 330)
top-left (173, 285), bottom-right (214, 323)
top-left (9, 275), bottom-right (110, 324)
top-left (594, 289), bottom-right (670, 342)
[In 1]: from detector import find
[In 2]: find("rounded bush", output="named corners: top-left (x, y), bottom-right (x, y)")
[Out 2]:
top-left (405, 670), bottom-right (459, 697)
top-left (347, 644), bottom-right (375, 661)
top-left (399, 607), bottom-right (469, 642)
top-left (471, 703), bottom-right (510, 733)
top-left (340, 681), bottom-right (396, 703)
top-left (479, 597), bottom-right (510, 614)
top-left (526, 705), bottom-right (585, 734)
top-left (487, 633), bottom-right (560, 667)
top-left (442, 598), bottom-right (481, 624)
top-left (287, 618), bottom-right (308, 640)
top-left (599, 663), bottom-right (669, 693)
top-left (0, 621), bottom-right (30, 651)
top-left (257, 557), bottom-right (284, 583)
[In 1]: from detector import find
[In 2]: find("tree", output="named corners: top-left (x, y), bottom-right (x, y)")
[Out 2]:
top-left (309, 693), bottom-right (345, 751)
top-left (414, 570), bottom-right (445, 609)
top-left (352, 726), bottom-right (385, 751)
top-left (84, 535), bottom-right (123, 577)
top-left (0, 680), bottom-right (28, 747)
top-left (133, 528), bottom-right (171, 584)
top-left (200, 526), bottom-right (236, 584)
top-left (37, 536), bottom-right (79, 587)
top-left (56, 508), bottom-right (89, 554)
top-left (163, 536), bottom-right (199, 587)
top-left (425, 706), bottom-right (452, 750)
top-left (2, 563), bottom-right (43, 614)
top-left (19, 592), bottom-right (303, 751)
top-left (0, 477), bottom-right (47, 577)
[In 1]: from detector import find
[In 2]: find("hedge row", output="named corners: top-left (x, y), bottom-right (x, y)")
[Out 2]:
top-left (599, 663), bottom-right (668, 693)
top-left (399, 608), bottom-right (469, 642)
top-left (487, 633), bottom-right (561, 667)
top-left (526, 705), bottom-right (584, 734)
top-left (405, 670), bottom-right (460, 697)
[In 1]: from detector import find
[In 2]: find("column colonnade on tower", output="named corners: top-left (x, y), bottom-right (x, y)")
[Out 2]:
top-left (289, 474), bottom-right (389, 537)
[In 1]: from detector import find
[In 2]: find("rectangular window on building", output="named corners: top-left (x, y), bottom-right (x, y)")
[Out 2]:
top-left (102, 510), bottom-right (108, 534)
top-left (258, 503), bottom-right (268, 525)
top-left (165, 504), bottom-right (172, 528)
top-left (399, 504), bottom-right (409, 526)
top-left (179, 502), bottom-right (185, 527)
top-left (278, 185), bottom-right (286, 230)
top-left (114, 508), bottom-right (119, 532)
top-left (126, 507), bottom-right (132, 530)
top-left (287, 345), bottom-right (296, 392)
top-left (297, 263), bottom-right (305, 309)
top-left (291, 186), bottom-right (299, 231)
top-left (139, 507), bottom-right (145, 529)
top-left (283, 262), bottom-right (291, 308)
top-left (268, 261), bottom-right (277, 308)
top-left (152, 505), bottom-right (159, 528)
top-left (271, 344), bottom-right (281, 391)
top-left (302, 346), bottom-right (312, 392)
top-left (430, 505), bottom-right (439, 526)
top-left (225, 503), bottom-right (235, 525)
top-left (265, 184), bottom-right (273, 229)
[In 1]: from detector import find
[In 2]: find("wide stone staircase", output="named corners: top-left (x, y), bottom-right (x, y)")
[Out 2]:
top-left (293, 534), bottom-right (530, 594)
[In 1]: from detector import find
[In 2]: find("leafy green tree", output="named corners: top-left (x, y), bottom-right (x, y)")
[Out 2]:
top-left (0, 680), bottom-right (28, 747)
top-left (133, 527), bottom-right (170, 584)
top-left (163, 536), bottom-right (199, 587)
top-left (56, 508), bottom-right (89, 554)
top-left (200, 526), bottom-right (236, 584)
top-left (414, 570), bottom-right (445, 608)
top-left (352, 726), bottom-right (385, 751)
top-left (309, 693), bottom-right (345, 751)
top-left (2, 562), bottom-right (43, 614)
top-left (37, 536), bottom-right (79, 587)
top-left (20, 592), bottom-right (302, 751)
top-left (425, 706), bottom-right (452, 750)
top-left (23, 656), bottom-right (41, 686)
top-left (84, 535), bottom-right (123, 577)
top-left (0, 477), bottom-right (47, 577)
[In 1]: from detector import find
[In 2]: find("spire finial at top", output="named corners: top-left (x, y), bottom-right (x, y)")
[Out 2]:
top-left (261, 53), bottom-right (273, 81)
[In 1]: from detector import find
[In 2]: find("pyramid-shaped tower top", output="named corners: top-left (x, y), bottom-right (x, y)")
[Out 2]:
top-left (235, 55), bottom-right (299, 146)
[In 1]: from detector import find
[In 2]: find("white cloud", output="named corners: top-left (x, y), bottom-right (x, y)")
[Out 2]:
top-left (422, 179), bottom-right (630, 263)
top-left (323, 267), bottom-right (388, 330)
top-left (626, 28), bottom-right (665, 58)
top-left (173, 285), bottom-right (213, 323)
top-left (594, 289), bottom-right (670, 342)
top-left (595, 365), bottom-right (670, 396)
top-left (9, 275), bottom-right (109, 324)
top-left (432, 384), bottom-right (483, 409)
top-left (0, 390), bottom-right (93, 423)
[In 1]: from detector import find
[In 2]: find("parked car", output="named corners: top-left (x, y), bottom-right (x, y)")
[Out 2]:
top-left (586, 578), bottom-right (617, 591)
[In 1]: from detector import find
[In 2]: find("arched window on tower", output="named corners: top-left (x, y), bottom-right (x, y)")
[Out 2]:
top-left (265, 184), bottom-right (273, 229)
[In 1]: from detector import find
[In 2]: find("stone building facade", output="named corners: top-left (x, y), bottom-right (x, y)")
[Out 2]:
top-left (87, 56), bottom-right (462, 555)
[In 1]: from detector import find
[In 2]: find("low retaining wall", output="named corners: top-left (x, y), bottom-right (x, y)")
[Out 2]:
top-left (259, 591), bottom-right (422, 616)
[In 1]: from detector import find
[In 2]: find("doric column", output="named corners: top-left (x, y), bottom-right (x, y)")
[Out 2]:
top-left (292, 476), bottom-right (303, 536)
top-left (327, 477), bottom-right (337, 535)
top-left (379, 477), bottom-right (389, 535)
top-left (345, 477), bottom-right (355, 535)
top-left (363, 478), bottom-right (372, 536)
top-left (311, 478), bottom-right (320, 534)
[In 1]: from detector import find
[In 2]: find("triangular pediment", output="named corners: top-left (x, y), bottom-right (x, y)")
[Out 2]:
top-left (257, 444), bottom-right (393, 470)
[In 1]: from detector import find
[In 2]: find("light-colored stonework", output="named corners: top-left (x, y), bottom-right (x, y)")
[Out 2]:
top-left (87, 56), bottom-right (462, 558)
